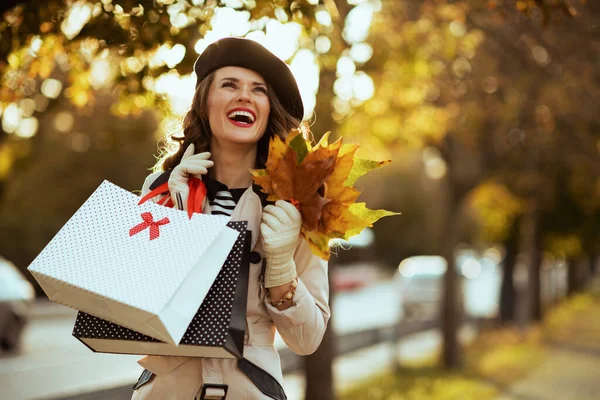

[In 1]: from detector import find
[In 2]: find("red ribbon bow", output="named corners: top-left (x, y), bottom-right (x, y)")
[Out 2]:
top-left (129, 212), bottom-right (170, 240)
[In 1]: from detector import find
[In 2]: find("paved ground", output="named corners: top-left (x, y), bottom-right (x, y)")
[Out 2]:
top-left (496, 286), bottom-right (600, 400)
top-left (497, 344), bottom-right (600, 400)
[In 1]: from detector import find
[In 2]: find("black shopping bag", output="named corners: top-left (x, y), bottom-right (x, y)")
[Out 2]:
top-left (72, 220), bottom-right (250, 359)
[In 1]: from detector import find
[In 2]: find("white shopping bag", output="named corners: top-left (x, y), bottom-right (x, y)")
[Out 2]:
top-left (28, 180), bottom-right (240, 345)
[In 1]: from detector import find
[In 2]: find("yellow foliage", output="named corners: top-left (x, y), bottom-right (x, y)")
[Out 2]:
top-left (544, 234), bottom-right (582, 258)
top-left (465, 326), bottom-right (545, 385)
top-left (339, 368), bottom-right (498, 400)
top-left (0, 145), bottom-right (14, 180)
top-left (340, 2), bottom-right (484, 150)
top-left (468, 181), bottom-right (524, 243)
top-left (544, 292), bottom-right (600, 349)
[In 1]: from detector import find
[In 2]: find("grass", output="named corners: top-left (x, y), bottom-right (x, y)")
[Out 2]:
top-left (338, 366), bottom-right (498, 400)
top-left (544, 291), bottom-right (600, 350)
top-left (464, 326), bottom-right (545, 386)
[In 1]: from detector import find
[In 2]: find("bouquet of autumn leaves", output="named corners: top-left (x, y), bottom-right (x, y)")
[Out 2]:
top-left (251, 130), bottom-right (398, 261)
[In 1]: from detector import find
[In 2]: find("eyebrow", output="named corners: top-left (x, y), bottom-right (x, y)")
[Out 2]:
top-left (220, 77), bottom-right (266, 87)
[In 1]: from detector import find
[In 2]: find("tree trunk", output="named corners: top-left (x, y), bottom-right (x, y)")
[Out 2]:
top-left (441, 190), bottom-right (461, 368)
top-left (567, 257), bottom-right (582, 295)
top-left (500, 220), bottom-right (519, 323)
top-left (304, 262), bottom-right (335, 400)
top-left (525, 205), bottom-right (543, 322)
top-left (303, 62), bottom-right (338, 400)
top-left (589, 253), bottom-right (597, 276)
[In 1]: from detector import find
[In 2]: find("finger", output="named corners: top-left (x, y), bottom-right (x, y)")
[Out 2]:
top-left (185, 166), bottom-right (208, 176)
top-left (263, 204), bottom-right (292, 225)
top-left (180, 160), bottom-right (213, 175)
top-left (181, 143), bottom-right (195, 160)
top-left (275, 200), bottom-right (301, 221)
top-left (260, 222), bottom-right (274, 238)
top-left (197, 159), bottom-right (215, 168)
top-left (182, 158), bottom-right (213, 167)
top-left (189, 152), bottom-right (212, 161)
top-left (185, 159), bottom-right (214, 170)
top-left (261, 213), bottom-right (281, 230)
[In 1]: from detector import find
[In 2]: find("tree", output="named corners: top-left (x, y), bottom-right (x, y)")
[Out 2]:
top-left (0, 0), bottom-right (322, 184)
top-left (336, 0), bottom-right (596, 367)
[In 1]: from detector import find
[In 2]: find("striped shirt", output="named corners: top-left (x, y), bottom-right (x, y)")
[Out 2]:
top-left (209, 189), bottom-right (237, 216)
top-left (203, 175), bottom-right (247, 217)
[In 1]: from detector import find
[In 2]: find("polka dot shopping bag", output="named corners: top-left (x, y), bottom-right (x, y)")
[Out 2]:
top-left (73, 220), bottom-right (250, 359)
top-left (28, 180), bottom-right (240, 345)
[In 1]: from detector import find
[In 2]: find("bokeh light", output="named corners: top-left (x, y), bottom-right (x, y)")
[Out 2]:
top-left (90, 59), bottom-right (115, 89)
top-left (16, 117), bottom-right (39, 138)
top-left (352, 72), bottom-right (374, 102)
top-left (422, 147), bottom-right (447, 180)
top-left (482, 77), bottom-right (498, 94)
top-left (343, 2), bottom-right (376, 44)
top-left (60, 1), bottom-right (93, 40)
top-left (350, 43), bottom-right (373, 64)
top-left (316, 8), bottom-right (332, 27)
top-left (41, 79), bottom-right (63, 99)
top-left (290, 50), bottom-right (319, 119)
top-left (337, 56), bottom-right (356, 78)
top-left (54, 112), bottom-right (75, 133)
top-left (2, 103), bottom-right (21, 134)
top-left (19, 98), bottom-right (36, 117)
top-left (70, 132), bottom-right (91, 152)
top-left (315, 36), bottom-right (332, 54)
top-left (532, 46), bottom-right (550, 66)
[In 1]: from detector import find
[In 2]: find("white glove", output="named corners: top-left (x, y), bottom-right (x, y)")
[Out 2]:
top-left (167, 144), bottom-right (213, 210)
top-left (261, 200), bottom-right (302, 288)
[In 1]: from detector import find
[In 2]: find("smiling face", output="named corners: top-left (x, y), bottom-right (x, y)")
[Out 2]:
top-left (207, 66), bottom-right (271, 149)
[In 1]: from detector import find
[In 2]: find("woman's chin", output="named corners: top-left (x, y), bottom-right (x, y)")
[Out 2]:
top-left (216, 127), bottom-right (264, 146)
top-left (218, 133), bottom-right (263, 147)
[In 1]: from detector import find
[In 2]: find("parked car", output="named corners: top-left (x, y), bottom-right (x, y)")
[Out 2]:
top-left (332, 262), bottom-right (383, 292)
top-left (0, 257), bottom-right (35, 352)
top-left (395, 255), bottom-right (465, 320)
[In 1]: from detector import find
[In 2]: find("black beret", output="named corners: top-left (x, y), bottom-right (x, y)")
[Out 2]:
top-left (193, 37), bottom-right (304, 122)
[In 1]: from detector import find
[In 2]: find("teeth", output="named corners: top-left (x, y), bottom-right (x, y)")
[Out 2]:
top-left (227, 110), bottom-right (255, 123)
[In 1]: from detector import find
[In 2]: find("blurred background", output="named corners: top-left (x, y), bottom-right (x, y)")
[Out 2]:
top-left (0, 0), bottom-right (599, 399)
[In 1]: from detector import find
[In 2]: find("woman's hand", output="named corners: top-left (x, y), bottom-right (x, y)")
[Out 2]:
top-left (261, 200), bottom-right (302, 288)
top-left (168, 144), bottom-right (213, 210)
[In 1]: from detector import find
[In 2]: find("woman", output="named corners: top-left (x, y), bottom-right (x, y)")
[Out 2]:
top-left (131, 37), bottom-right (330, 400)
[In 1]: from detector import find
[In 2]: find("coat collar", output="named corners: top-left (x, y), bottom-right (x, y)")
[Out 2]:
top-left (229, 187), bottom-right (264, 250)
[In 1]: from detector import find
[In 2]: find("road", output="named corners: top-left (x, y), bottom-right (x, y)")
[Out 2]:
top-left (0, 273), bottom-right (501, 400)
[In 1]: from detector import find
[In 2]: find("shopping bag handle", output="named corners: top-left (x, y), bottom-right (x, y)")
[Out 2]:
top-left (138, 178), bottom-right (206, 219)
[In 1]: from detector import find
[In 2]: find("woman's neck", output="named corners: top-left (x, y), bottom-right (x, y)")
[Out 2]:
top-left (209, 140), bottom-right (257, 189)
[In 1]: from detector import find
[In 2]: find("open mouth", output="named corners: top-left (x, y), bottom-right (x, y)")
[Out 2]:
top-left (227, 109), bottom-right (256, 127)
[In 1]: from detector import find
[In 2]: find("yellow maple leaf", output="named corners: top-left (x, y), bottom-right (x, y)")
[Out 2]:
top-left (251, 131), bottom-right (398, 260)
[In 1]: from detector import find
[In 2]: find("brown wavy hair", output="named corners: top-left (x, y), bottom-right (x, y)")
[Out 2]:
top-left (155, 71), bottom-right (306, 173)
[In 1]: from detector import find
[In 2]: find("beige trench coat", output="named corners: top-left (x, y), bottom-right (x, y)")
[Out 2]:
top-left (131, 172), bottom-right (330, 400)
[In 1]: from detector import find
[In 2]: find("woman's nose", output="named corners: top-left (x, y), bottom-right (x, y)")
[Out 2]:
top-left (236, 86), bottom-right (251, 102)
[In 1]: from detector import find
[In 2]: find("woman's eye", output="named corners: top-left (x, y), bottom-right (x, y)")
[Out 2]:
top-left (222, 81), bottom-right (236, 89)
top-left (254, 86), bottom-right (267, 94)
